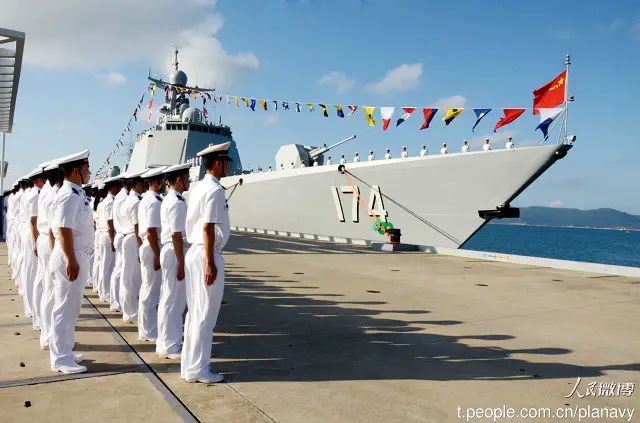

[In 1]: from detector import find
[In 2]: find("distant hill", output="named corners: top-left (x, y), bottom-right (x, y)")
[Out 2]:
top-left (491, 206), bottom-right (640, 229)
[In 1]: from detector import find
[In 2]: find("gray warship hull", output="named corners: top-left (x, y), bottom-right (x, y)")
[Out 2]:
top-left (218, 144), bottom-right (571, 248)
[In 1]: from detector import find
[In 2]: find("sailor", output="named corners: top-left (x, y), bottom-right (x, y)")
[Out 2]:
top-left (420, 145), bottom-right (428, 157)
top-left (137, 167), bottom-right (167, 341)
top-left (483, 138), bottom-right (492, 151)
top-left (258, 166), bottom-right (262, 173)
top-left (280, 164), bottom-right (284, 171)
top-left (182, 142), bottom-right (233, 383)
top-left (15, 177), bottom-right (30, 299)
top-left (300, 162), bottom-right (305, 168)
top-left (49, 149), bottom-right (93, 374)
top-left (156, 163), bottom-right (191, 359)
top-left (120, 169), bottom-right (148, 323)
top-left (368, 150), bottom-right (375, 161)
top-left (109, 176), bottom-right (130, 312)
top-left (505, 137), bottom-right (515, 149)
top-left (340, 154), bottom-right (346, 165)
top-left (268, 166), bottom-right (272, 172)
top-left (326, 156), bottom-right (333, 165)
top-left (461, 140), bottom-right (470, 152)
top-left (384, 149), bottom-right (391, 160)
top-left (96, 176), bottom-right (120, 303)
top-left (90, 182), bottom-right (101, 293)
top-left (400, 147), bottom-right (408, 158)
top-left (313, 160), bottom-right (318, 167)
top-left (22, 167), bottom-right (46, 325)
top-left (440, 143), bottom-right (448, 154)
top-left (39, 163), bottom-right (64, 350)
top-left (352, 152), bottom-right (360, 163)
top-left (290, 162), bottom-right (295, 169)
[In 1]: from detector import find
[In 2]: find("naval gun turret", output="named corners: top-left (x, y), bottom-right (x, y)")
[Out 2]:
top-left (275, 135), bottom-right (356, 169)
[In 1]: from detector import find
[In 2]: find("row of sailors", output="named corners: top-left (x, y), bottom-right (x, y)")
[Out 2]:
top-left (247, 137), bottom-right (516, 172)
top-left (3, 142), bottom-right (235, 383)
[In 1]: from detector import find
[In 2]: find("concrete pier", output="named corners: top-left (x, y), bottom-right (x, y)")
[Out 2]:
top-left (1, 233), bottom-right (639, 422)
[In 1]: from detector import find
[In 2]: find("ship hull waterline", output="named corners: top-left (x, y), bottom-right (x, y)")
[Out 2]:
top-left (211, 144), bottom-right (571, 249)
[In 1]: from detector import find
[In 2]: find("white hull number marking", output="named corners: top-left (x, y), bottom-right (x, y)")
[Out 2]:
top-left (331, 185), bottom-right (388, 223)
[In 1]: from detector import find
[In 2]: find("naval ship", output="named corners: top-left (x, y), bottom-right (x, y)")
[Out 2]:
top-left (121, 51), bottom-right (574, 249)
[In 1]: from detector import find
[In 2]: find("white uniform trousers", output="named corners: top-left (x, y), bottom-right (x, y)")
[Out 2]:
top-left (15, 234), bottom-right (24, 294)
top-left (181, 245), bottom-right (225, 381)
top-left (138, 241), bottom-right (162, 340)
top-left (120, 233), bottom-right (142, 322)
top-left (33, 234), bottom-right (50, 330)
top-left (91, 233), bottom-right (100, 292)
top-left (156, 243), bottom-right (188, 355)
top-left (39, 237), bottom-right (56, 349)
top-left (109, 233), bottom-right (124, 311)
top-left (49, 247), bottom-right (89, 368)
top-left (97, 231), bottom-right (114, 303)
top-left (20, 232), bottom-right (37, 318)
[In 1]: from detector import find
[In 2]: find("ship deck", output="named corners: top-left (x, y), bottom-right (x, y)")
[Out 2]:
top-left (1, 233), bottom-right (639, 423)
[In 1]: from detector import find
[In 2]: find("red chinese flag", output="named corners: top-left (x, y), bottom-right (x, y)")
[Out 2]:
top-left (494, 108), bottom-right (526, 132)
top-left (532, 70), bottom-right (566, 115)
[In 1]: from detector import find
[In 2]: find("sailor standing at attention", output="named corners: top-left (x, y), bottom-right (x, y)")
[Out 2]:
top-left (22, 167), bottom-right (46, 325)
top-left (353, 152), bottom-right (360, 163)
top-left (340, 154), bottom-right (346, 165)
top-left (384, 149), bottom-right (392, 160)
top-left (120, 169), bottom-right (148, 323)
top-left (326, 156), bottom-right (333, 165)
top-left (400, 147), bottom-right (408, 158)
top-left (39, 162), bottom-right (64, 351)
top-left (182, 142), bottom-right (232, 383)
top-left (49, 150), bottom-right (92, 374)
top-left (156, 163), bottom-right (191, 359)
top-left (96, 176), bottom-right (120, 303)
top-left (505, 137), bottom-right (515, 149)
top-left (483, 138), bottom-right (492, 151)
top-left (461, 140), bottom-right (470, 152)
top-left (89, 183), bottom-right (101, 293)
top-left (109, 177), bottom-right (130, 313)
top-left (368, 150), bottom-right (375, 161)
top-left (440, 143), bottom-right (448, 154)
top-left (137, 167), bottom-right (167, 341)
top-left (15, 177), bottom-right (31, 301)
top-left (32, 162), bottom-right (54, 333)
top-left (420, 145), bottom-right (428, 157)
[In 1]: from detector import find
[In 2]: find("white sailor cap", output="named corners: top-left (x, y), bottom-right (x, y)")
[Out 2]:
top-left (44, 161), bottom-right (60, 171)
top-left (162, 163), bottom-right (191, 174)
top-left (91, 182), bottom-right (99, 189)
top-left (196, 141), bottom-right (233, 161)
top-left (123, 169), bottom-right (148, 179)
top-left (82, 183), bottom-right (92, 190)
top-left (57, 149), bottom-right (90, 168)
top-left (26, 167), bottom-right (44, 179)
top-left (141, 166), bottom-right (167, 179)
top-left (38, 160), bottom-right (52, 169)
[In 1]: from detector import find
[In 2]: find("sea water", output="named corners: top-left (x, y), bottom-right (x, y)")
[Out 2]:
top-left (463, 224), bottom-right (640, 268)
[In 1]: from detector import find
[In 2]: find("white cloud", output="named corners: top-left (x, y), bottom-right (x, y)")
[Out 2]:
top-left (365, 63), bottom-right (422, 94)
top-left (549, 30), bottom-right (574, 40)
top-left (105, 72), bottom-right (127, 84)
top-left (318, 71), bottom-right (355, 94)
top-left (433, 95), bottom-right (467, 109)
top-left (263, 115), bottom-right (279, 125)
top-left (609, 18), bottom-right (625, 32)
top-left (0, 0), bottom-right (258, 89)
top-left (548, 200), bottom-right (564, 208)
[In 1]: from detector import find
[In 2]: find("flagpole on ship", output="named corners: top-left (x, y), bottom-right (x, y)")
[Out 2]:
top-left (563, 54), bottom-right (570, 144)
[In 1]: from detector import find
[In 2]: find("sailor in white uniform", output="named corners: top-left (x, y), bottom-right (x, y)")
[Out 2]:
top-left (300, 162), bottom-right (305, 168)
top-left (89, 183), bottom-right (101, 293)
top-left (384, 149), bottom-right (391, 160)
top-left (120, 169), bottom-right (147, 323)
top-left (182, 142), bottom-right (232, 383)
top-left (339, 154), bottom-right (346, 165)
top-left (137, 167), bottom-right (167, 341)
top-left (400, 147), bottom-right (408, 158)
top-left (96, 176), bottom-right (120, 303)
top-left (10, 181), bottom-right (26, 285)
top-left (15, 178), bottom-right (30, 300)
top-left (326, 156), bottom-right (333, 165)
top-left (109, 177), bottom-right (130, 312)
top-left (368, 150), bottom-right (375, 161)
top-left (22, 167), bottom-right (46, 325)
top-left (33, 162), bottom-right (55, 333)
top-left (313, 160), bottom-right (318, 167)
top-left (505, 137), bottom-right (515, 149)
top-left (280, 164), bottom-right (284, 171)
top-left (420, 145), bottom-right (428, 156)
top-left (440, 143), bottom-right (448, 154)
top-left (156, 163), bottom-right (191, 359)
top-left (461, 140), bottom-right (470, 152)
top-left (353, 152), bottom-right (360, 163)
top-left (49, 150), bottom-right (92, 374)
top-left (483, 139), bottom-right (492, 151)
top-left (290, 162), bottom-right (295, 169)
top-left (39, 162), bottom-right (64, 350)
top-left (268, 166), bottom-right (272, 172)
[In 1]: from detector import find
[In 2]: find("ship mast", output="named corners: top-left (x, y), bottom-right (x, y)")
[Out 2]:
top-left (562, 54), bottom-right (570, 144)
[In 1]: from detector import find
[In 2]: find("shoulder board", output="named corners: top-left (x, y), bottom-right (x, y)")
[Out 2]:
top-left (71, 188), bottom-right (79, 195)
top-left (177, 195), bottom-right (185, 201)
top-left (85, 201), bottom-right (90, 206)
top-left (155, 195), bottom-right (162, 202)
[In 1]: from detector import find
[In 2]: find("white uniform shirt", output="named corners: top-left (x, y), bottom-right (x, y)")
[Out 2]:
top-left (36, 182), bottom-right (54, 235)
top-left (113, 188), bottom-right (129, 234)
top-left (420, 149), bottom-right (428, 157)
top-left (462, 144), bottom-right (470, 152)
top-left (384, 153), bottom-right (392, 159)
top-left (98, 193), bottom-right (115, 233)
top-left (440, 147), bottom-right (448, 154)
top-left (290, 163), bottom-right (295, 169)
top-left (401, 151), bottom-right (408, 158)
top-left (268, 168), bottom-right (272, 172)
top-left (353, 156), bottom-right (360, 163)
top-left (368, 154), bottom-right (375, 161)
top-left (339, 157), bottom-right (346, 165)
top-left (313, 161), bottom-right (318, 167)
top-left (121, 191), bottom-right (143, 235)
top-left (51, 181), bottom-right (94, 250)
top-left (45, 186), bottom-right (60, 234)
top-left (160, 189), bottom-right (187, 245)
top-left (300, 163), bottom-right (305, 168)
top-left (13, 189), bottom-right (24, 233)
top-left (483, 143), bottom-right (492, 151)
top-left (138, 190), bottom-right (162, 240)
top-left (327, 159), bottom-right (333, 165)
top-left (185, 174), bottom-right (230, 253)
top-left (506, 141), bottom-right (515, 149)
top-left (24, 187), bottom-right (41, 232)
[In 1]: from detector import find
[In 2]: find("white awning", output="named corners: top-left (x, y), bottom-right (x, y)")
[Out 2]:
top-left (0, 28), bottom-right (25, 134)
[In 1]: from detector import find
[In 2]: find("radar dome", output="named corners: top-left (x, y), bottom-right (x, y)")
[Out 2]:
top-left (178, 103), bottom-right (190, 115)
top-left (169, 70), bottom-right (188, 87)
top-left (182, 107), bottom-right (203, 123)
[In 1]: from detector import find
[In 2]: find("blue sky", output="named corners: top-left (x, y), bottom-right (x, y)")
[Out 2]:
top-left (2, 0), bottom-right (640, 212)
